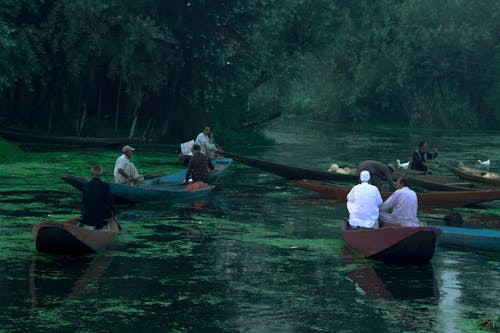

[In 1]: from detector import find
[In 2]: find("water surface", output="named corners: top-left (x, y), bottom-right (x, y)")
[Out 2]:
top-left (0, 116), bottom-right (498, 332)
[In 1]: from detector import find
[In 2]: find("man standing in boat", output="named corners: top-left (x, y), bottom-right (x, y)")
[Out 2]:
top-left (114, 145), bottom-right (143, 185)
top-left (409, 141), bottom-right (438, 174)
top-left (184, 144), bottom-right (215, 184)
top-left (357, 160), bottom-right (396, 191)
top-left (82, 165), bottom-right (115, 229)
top-left (195, 125), bottom-right (221, 159)
top-left (379, 177), bottom-right (420, 227)
top-left (347, 170), bottom-right (383, 229)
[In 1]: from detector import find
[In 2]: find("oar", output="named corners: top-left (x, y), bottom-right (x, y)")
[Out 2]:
top-left (111, 212), bottom-right (127, 233)
top-left (142, 169), bottom-right (171, 179)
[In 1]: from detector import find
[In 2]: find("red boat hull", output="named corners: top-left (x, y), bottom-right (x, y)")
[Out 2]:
top-left (342, 221), bottom-right (441, 263)
top-left (294, 179), bottom-right (500, 208)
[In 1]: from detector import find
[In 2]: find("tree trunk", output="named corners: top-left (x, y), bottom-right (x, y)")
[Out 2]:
top-left (114, 77), bottom-right (122, 134)
top-left (97, 75), bottom-right (103, 120)
top-left (128, 106), bottom-right (138, 138)
top-left (78, 102), bottom-right (87, 136)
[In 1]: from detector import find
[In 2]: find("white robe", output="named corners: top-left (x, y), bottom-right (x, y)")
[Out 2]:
top-left (195, 132), bottom-right (217, 155)
top-left (113, 154), bottom-right (140, 184)
top-left (379, 186), bottom-right (420, 227)
top-left (346, 182), bottom-right (383, 228)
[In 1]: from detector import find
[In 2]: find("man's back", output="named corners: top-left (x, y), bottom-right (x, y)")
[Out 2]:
top-left (380, 187), bottom-right (419, 226)
top-left (347, 182), bottom-right (383, 228)
top-left (82, 178), bottom-right (114, 227)
top-left (187, 153), bottom-right (214, 182)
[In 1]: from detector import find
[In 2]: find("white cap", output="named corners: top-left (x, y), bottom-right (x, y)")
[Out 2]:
top-left (360, 170), bottom-right (370, 182)
top-left (122, 145), bottom-right (135, 153)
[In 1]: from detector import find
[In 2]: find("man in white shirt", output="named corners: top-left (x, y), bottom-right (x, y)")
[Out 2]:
top-left (195, 125), bottom-right (218, 158)
top-left (114, 145), bottom-right (142, 185)
top-left (347, 170), bottom-right (383, 229)
top-left (379, 178), bottom-right (420, 227)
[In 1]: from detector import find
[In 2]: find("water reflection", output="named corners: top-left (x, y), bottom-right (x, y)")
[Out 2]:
top-left (29, 251), bottom-right (115, 309)
top-left (341, 248), bottom-right (438, 301)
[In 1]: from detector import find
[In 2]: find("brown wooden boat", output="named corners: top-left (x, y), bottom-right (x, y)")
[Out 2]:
top-left (447, 165), bottom-right (500, 186)
top-left (393, 168), bottom-right (480, 191)
top-left (218, 151), bottom-right (358, 181)
top-left (32, 218), bottom-right (120, 255)
top-left (342, 221), bottom-right (441, 263)
top-left (0, 127), bottom-right (146, 146)
top-left (293, 179), bottom-right (500, 208)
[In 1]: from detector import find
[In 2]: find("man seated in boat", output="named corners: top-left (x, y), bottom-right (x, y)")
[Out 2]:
top-left (328, 163), bottom-right (353, 175)
top-left (347, 170), bottom-right (383, 229)
top-left (183, 144), bottom-right (215, 185)
top-left (379, 177), bottom-right (420, 227)
top-left (195, 125), bottom-right (222, 159)
top-left (356, 160), bottom-right (396, 191)
top-left (82, 165), bottom-right (115, 229)
top-left (409, 141), bottom-right (438, 174)
top-left (113, 145), bottom-right (143, 185)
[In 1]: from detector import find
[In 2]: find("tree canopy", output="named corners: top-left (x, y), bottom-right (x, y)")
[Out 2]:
top-left (1, 0), bottom-right (499, 143)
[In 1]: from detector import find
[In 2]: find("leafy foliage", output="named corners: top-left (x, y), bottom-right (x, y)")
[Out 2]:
top-left (0, 0), bottom-right (498, 142)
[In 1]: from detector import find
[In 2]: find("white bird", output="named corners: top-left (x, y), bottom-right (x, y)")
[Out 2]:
top-left (396, 159), bottom-right (410, 169)
top-left (477, 159), bottom-right (491, 167)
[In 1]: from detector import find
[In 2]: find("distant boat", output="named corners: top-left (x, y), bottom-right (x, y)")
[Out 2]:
top-left (32, 218), bottom-right (120, 255)
top-left (218, 151), bottom-right (358, 181)
top-left (294, 179), bottom-right (500, 208)
top-left (432, 225), bottom-right (500, 252)
top-left (341, 221), bottom-right (441, 263)
top-left (0, 127), bottom-right (146, 146)
top-left (61, 158), bottom-right (232, 204)
top-left (447, 164), bottom-right (500, 186)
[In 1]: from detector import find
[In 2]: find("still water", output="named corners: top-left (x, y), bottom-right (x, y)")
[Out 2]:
top-left (0, 116), bottom-right (499, 332)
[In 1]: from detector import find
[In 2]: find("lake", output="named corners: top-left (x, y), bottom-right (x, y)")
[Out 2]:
top-left (0, 116), bottom-right (498, 332)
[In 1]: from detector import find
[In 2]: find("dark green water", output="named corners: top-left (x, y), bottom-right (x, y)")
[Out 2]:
top-left (0, 116), bottom-right (499, 332)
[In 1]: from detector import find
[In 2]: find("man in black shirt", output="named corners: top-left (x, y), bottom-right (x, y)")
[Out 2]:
top-left (409, 141), bottom-right (438, 173)
top-left (82, 165), bottom-right (115, 229)
top-left (184, 144), bottom-right (215, 183)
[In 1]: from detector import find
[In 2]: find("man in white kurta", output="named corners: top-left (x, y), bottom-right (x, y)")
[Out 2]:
top-left (195, 126), bottom-right (217, 156)
top-left (347, 170), bottom-right (383, 228)
top-left (114, 145), bottom-right (141, 185)
top-left (379, 178), bottom-right (420, 227)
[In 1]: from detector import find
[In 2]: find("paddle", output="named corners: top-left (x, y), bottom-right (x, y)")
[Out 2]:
top-left (141, 169), bottom-right (173, 179)
top-left (111, 211), bottom-right (127, 233)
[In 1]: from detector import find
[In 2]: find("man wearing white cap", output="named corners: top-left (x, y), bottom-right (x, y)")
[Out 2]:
top-left (114, 145), bottom-right (142, 185)
top-left (346, 170), bottom-right (383, 228)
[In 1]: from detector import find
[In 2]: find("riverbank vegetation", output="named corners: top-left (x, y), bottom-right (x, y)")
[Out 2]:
top-left (0, 0), bottom-right (498, 144)
top-left (0, 139), bottom-right (27, 163)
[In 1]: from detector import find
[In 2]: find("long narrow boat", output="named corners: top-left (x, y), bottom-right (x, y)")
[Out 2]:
top-left (432, 225), bottom-right (500, 252)
top-left (32, 218), bottom-right (120, 255)
top-left (341, 221), bottom-right (441, 263)
top-left (447, 165), bottom-right (500, 186)
top-left (0, 127), bottom-right (146, 146)
top-left (294, 179), bottom-right (500, 208)
top-left (393, 169), bottom-right (481, 191)
top-left (218, 151), bottom-right (358, 181)
top-left (61, 158), bottom-right (232, 204)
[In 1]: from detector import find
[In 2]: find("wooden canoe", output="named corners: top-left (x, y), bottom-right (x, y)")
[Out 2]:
top-left (0, 127), bottom-right (146, 146)
top-left (217, 151), bottom-right (358, 181)
top-left (293, 179), bottom-right (500, 208)
top-left (61, 158), bottom-right (232, 204)
top-left (432, 225), bottom-right (500, 252)
top-left (393, 168), bottom-right (481, 191)
top-left (447, 165), bottom-right (500, 186)
top-left (32, 218), bottom-right (120, 255)
top-left (342, 221), bottom-right (441, 263)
